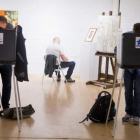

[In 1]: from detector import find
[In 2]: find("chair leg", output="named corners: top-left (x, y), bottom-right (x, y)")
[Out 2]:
top-left (54, 70), bottom-right (59, 86)
top-left (60, 69), bottom-right (67, 83)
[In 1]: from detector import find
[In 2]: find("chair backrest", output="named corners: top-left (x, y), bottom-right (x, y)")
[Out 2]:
top-left (44, 54), bottom-right (61, 66)
top-left (45, 54), bottom-right (56, 62)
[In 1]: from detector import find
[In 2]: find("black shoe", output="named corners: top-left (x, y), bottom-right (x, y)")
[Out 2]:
top-left (65, 78), bottom-right (75, 83)
top-left (57, 77), bottom-right (61, 82)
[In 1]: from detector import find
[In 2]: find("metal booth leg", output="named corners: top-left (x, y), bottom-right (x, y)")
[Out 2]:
top-left (112, 69), bottom-right (124, 137)
top-left (12, 66), bottom-right (21, 132)
top-left (106, 66), bottom-right (119, 123)
top-left (16, 79), bottom-right (23, 119)
top-left (0, 92), bottom-right (1, 108)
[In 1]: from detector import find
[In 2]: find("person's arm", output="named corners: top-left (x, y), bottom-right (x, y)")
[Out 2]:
top-left (60, 55), bottom-right (69, 62)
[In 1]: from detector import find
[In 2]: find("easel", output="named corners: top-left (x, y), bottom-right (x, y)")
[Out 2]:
top-left (86, 11), bottom-right (123, 89)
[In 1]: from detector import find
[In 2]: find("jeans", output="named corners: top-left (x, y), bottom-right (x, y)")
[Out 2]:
top-left (0, 65), bottom-right (12, 109)
top-left (124, 69), bottom-right (140, 117)
top-left (55, 61), bottom-right (75, 79)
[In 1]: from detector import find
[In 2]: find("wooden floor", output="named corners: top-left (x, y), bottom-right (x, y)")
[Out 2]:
top-left (0, 75), bottom-right (140, 140)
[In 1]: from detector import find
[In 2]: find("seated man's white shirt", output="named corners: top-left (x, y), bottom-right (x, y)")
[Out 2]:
top-left (46, 43), bottom-right (64, 65)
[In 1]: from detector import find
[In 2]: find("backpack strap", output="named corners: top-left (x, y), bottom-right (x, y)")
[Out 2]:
top-left (98, 91), bottom-right (110, 98)
top-left (79, 114), bottom-right (90, 123)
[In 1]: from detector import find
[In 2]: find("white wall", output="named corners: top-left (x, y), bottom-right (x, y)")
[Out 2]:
top-left (0, 0), bottom-right (113, 75)
top-left (120, 0), bottom-right (140, 32)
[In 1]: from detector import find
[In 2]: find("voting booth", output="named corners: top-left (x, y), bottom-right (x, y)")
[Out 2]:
top-left (0, 29), bottom-right (16, 63)
top-left (0, 29), bottom-right (22, 132)
top-left (117, 33), bottom-right (140, 69)
top-left (106, 32), bottom-right (140, 137)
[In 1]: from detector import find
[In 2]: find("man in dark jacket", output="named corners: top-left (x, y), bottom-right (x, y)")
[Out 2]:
top-left (0, 16), bottom-right (12, 110)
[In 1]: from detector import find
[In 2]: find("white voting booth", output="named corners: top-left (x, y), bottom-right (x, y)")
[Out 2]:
top-left (0, 29), bottom-right (23, 132)
top-left (106, 30), bottom-right (140, 137)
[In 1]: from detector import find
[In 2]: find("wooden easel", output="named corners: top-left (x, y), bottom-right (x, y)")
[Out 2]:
top-left (86, 11), bottom-right (123, 89)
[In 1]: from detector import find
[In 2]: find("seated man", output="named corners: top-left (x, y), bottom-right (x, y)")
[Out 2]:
top-left (46, 37), bottom-right (75, 82)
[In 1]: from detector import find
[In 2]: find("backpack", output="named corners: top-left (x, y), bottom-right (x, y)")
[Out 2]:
top-left (0, 104), bottom-right (35, 119)
top-left (79, 91), bottom-right (116, 123)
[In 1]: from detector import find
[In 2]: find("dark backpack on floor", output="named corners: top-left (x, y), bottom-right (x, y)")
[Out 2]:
top-left (79, 91), bottom-right (116, 123)
top-left (0, 104), bottom-right (35, 119)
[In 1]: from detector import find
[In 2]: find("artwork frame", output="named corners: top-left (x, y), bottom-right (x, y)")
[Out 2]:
top-left (85, 28), bottom-right (97, 42)
top-left (0, 10), bottom-right (18, 28)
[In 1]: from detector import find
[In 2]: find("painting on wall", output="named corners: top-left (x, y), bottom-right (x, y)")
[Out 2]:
top-left (85, 28), bottom-right (97, 42)
top-left (0, 10), bottom-right (18, 28)
top-left (96, 16), bottom-right (120, 53)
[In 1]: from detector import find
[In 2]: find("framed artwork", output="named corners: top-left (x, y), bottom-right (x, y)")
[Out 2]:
top-left (0, 10), bottom-right (18, 28)
top-left (85, 28), bottom-right (97, 42)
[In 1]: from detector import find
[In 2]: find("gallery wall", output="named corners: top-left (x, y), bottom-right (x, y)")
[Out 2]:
top-left (0, 0), bottom-right (112, 75)
top-left (1, 0), bottom-right (139, 75)
top-left (120, 0), bottom-right (140, 33)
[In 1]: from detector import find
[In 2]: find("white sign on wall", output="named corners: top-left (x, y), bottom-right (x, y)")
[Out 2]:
top-left (0, 33), bottom-right (4, 44)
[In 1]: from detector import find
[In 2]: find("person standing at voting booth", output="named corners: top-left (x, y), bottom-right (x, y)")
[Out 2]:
top-left (0, 16), bottom-right (13, 110)
top-left (122, 23), bottom-right (140, 125)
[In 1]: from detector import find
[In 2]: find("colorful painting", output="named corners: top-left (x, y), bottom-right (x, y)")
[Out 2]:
top-left (0, 10), bottom-right (18, 27)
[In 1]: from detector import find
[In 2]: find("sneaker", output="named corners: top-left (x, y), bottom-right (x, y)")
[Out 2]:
top-left (57, 77), bottom-right (61, 82)
top-left (122, 113), bottom-right (133, 122)
top-left (133, 117), bottom-right (139, 125)
top-left (65, 78), bottom-right (75, 83)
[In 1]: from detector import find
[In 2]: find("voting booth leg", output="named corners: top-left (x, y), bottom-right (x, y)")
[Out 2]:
top-left (106, 66), bottom-right (119, 123)
top-left (16, 79), bottom-right (23, 120)
top-left (12, 67), bottom-right (21, 132)
top-left (0, 92), bottom-right (1, 108)
top-left (112, 69), bottom-right (124, 137)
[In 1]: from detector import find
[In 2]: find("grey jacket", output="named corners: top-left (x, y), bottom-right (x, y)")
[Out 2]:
top-left (44, 55), bottom-right (56, 77)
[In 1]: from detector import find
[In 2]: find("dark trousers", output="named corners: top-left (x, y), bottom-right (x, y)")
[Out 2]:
top-left (0, 65), bottom-right (12, 109)
top-left (55, 61), bottom-right (75, 79)
top-left (124, 69), bottom-right (140, 117)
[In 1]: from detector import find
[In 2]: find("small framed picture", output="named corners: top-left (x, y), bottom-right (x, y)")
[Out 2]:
top-left (85, 28), bottom-right (97, 42)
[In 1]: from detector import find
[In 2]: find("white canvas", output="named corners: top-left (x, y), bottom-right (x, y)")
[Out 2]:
top-left (96, 16), bottom-right (120, 53)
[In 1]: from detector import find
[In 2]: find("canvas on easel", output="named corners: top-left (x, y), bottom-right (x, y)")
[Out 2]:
top-left (96, 16), bottom-right (120, 53)
top-left (86, 12), bottom-right (122, 89)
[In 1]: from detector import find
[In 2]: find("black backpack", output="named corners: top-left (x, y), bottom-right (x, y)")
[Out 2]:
top-left (0, 104), bottom-right (35, 119)
top-left (79, 91), bottom-right (116, 123)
